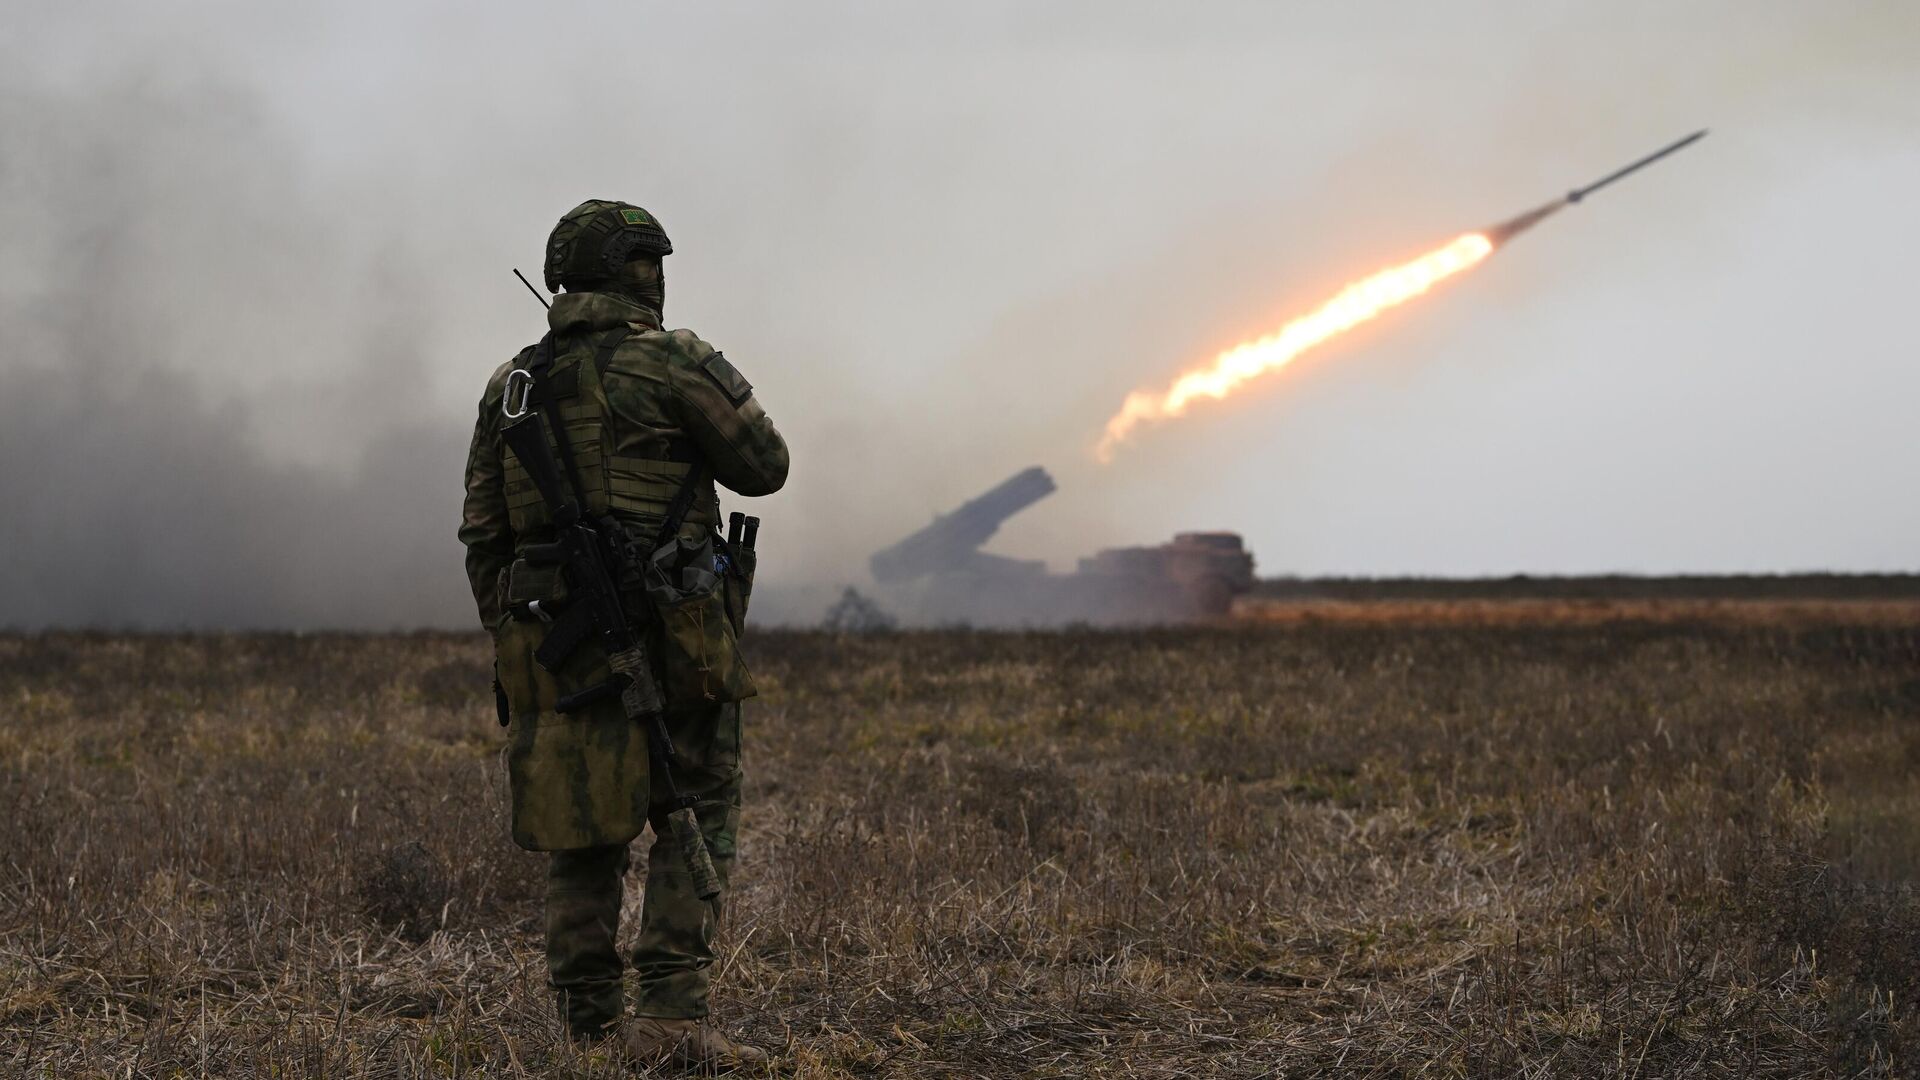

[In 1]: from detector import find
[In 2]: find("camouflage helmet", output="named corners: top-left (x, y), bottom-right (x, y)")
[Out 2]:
top-left (543, 199), bottom-right (672, 292)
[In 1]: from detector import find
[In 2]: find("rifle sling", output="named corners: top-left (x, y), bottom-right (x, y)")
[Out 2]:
top-left (527, 331), bottom-right (588, 509)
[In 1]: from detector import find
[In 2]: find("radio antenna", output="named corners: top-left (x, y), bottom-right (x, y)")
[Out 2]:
top-left (512, 268), bottom-right (550, 309)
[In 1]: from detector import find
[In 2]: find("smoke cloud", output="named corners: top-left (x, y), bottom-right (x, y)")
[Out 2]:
top-left (0, 64), bottom-right (468, 628)
top-left (3, 2), bottom-right (1917, 629)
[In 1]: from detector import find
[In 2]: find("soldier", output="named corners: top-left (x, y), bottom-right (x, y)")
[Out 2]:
top-left (459, 200), bottom-right (788, 1069)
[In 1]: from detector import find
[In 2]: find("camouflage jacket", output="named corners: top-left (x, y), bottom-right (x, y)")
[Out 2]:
top-left (459, 291), bottom-right (788, 850)
top-left (460, 291), bottom-right (788, 628)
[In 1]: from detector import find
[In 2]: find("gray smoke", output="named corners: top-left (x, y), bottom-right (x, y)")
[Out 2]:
top-left (4, 2), bottom-right (1917, 629)
top-left (0, 69), bottom-right (472, 629)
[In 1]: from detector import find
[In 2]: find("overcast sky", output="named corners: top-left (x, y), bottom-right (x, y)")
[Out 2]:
top-left (3, 1), bottom-right (1915, 627)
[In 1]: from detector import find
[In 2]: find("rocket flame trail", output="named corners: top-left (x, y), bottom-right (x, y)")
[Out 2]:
top-left (1094, 232), bottom-right (1494, 463)
top-left (1091, 130), bottom-right (1706, 463)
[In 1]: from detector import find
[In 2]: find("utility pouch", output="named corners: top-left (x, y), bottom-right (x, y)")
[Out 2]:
top-left (644, 530), bottom-right (756, 704)
top-left (505, 558), bottom-right (569, 615)
top-left (653, 585), bottom-right (757, 703)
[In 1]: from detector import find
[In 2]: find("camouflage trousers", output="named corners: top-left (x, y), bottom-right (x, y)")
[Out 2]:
top-left (546, 702), bottom-right (742, 1037)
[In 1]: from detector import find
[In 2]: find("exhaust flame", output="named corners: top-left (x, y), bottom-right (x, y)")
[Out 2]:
top-left (1095, 232), bottom-right (1495, 462)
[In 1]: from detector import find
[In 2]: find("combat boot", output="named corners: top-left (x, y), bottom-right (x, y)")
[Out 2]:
top-left (618, 1017), bottom-right (769, 1071)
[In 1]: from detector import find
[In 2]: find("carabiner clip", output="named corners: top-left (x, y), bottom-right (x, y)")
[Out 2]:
top-left (503, 368), bottom-right (535, 420)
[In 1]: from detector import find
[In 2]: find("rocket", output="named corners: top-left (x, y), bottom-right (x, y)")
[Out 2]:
top-left (1484, 130), bottom-right (1708, 246)
top-left (1093, 129), bottom-right (1713, 459)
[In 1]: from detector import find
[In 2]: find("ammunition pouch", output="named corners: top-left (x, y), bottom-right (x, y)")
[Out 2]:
top-left (505, 556), bottom-right (570, 617)
top-left (609, 521), bottom-right (657, 593)
top-left (650, 578), bottom-right (756, 704)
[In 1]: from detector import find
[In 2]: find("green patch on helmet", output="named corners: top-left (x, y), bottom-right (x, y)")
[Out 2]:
top-left (620, 209), bottom-right (652, 225)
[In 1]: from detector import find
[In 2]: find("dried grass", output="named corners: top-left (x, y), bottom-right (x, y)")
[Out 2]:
top-left (3, 614), bottom-right (1918, 1076)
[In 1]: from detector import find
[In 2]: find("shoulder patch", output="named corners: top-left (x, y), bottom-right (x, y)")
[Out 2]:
top-left (700, 351), bottom-right (754, 406)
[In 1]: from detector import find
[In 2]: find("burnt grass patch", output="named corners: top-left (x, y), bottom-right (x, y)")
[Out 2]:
top-left (1, 616), bottom-right (1918, 1076)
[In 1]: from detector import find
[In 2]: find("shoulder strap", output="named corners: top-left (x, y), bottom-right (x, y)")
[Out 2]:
top-left (530, 327), bottom-right (632, 508)
top-left (526, 333), bottom-right (587, 505)
top-left (592, 326), bottom-right (631, 378)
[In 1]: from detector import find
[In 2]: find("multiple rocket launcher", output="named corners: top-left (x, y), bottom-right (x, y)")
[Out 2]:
top-left (868, 466), bottom-right (1258, 622)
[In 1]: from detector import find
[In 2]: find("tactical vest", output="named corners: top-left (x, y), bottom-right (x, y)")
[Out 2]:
top-left (501, 327), bottom-right (718, 546)
top-left (495, 325), bottom-right (758, 707)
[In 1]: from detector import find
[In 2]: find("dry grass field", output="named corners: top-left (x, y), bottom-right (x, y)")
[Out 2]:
top-left (4, 603), bottom-right (1920, 1077)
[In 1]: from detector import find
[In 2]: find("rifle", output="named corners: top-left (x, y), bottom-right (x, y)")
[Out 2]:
top-left (500, 374), bottom-right (722, 902)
